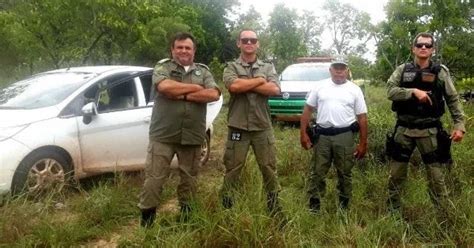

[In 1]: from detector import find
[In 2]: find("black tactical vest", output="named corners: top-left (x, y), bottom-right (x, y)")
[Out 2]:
top-left (392, 62), bottom-right (445, 118)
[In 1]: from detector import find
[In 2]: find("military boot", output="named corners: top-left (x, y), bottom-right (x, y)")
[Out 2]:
top-left (339, 196), bottom-right (350, 210)
top-left (222, 195), bottom-right (234, 209)
top-left (267, 192), bottom-right (288, 229)
top-left (177, 203), bottom-right (192, 222)
top-left (387, 197), bottom-right (401, 213)
top-left (309, 197), bottom-right (320, 213)
top-left (140, 207), bottom-right (156, 228)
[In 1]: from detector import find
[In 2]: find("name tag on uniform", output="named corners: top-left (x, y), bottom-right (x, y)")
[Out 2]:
top-left (402, 72), bottom-right (416, 82)
top-left (421, 72), bottom-right (435, 83)
top-left (230, 131), bottom-right (242, 141)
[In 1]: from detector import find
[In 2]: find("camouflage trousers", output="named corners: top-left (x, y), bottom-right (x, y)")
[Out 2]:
top-left (138, 141), bottom-right (201, 210)
top-left (220, 128), bottom-right (280, 198)
top-left (307, 131), bottom-right (356, 203)
top-left (388, 126), bottom-right (450, 212)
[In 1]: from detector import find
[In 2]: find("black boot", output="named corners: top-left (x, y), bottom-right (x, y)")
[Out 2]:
top-left (387, 198), bottom-right (401, 213)
top-left (267, 192), bottom-right (287, 229)
top-left (309, 197), bottom-right (320, 213)
top-left (222, 196), bottom-right (233, 209)
top-left (177, 203), bottom-right (192, 222)
top-left (339, 196), bottom-right (349, 210)
top-left (267, 192), bottom-right (282, 214)
top-left (140, 207), bottom-right (156, 228)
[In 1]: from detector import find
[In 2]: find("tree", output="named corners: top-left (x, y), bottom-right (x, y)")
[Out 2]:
top-left (268, 3), bottom-right (306, 72)
top-left (323, 0), bottom-right (372, 56)
top-left (372, 0), bottom-right (473, 82)
top-left (298, 10), bottom-right (323, 56)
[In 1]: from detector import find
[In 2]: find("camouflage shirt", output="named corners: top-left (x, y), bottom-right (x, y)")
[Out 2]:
top-left (149, 59), bottom-right (218, 145)
top-left (223, 57), bottom-right (280, 131)
top-left (387, 62), bottom-right (465, 133)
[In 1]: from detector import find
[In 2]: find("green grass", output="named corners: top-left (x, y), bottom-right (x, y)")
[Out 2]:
top-left (0, 84), bottom-right (473, 247)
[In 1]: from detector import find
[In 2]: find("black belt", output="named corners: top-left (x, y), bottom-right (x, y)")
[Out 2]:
top-left (316, 122), bottom-right (358, 136)
top-left (396, 120), bottom-right (441, 129)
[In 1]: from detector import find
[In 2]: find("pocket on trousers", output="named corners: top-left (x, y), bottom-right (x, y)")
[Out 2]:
top-left (266, 135), bottom-right (277, 165)
top-left (223, 142), bottom-right (235, 167)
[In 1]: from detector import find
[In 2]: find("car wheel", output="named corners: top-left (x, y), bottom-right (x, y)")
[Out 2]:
top-left (11, 150), bottom-right (73, 195)
top-left (199, 133), bottom-right (211, 166)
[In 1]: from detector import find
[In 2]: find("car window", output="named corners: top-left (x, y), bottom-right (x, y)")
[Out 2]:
top-left (0, 72), bottom-right (94, 109)
top-left (97, 80), bottom-right (138, 112)
top-left (280, 65), bottom-right (330, 81)
top-left (60, 72), bottom-right (139, 117)
top-left (139, 74), bottom-right (153, 104)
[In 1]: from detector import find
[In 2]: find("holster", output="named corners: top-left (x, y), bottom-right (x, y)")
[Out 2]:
top-left (306, 121), bottom-right (320, 144)
top-left (385, 127), bottom-right (411, 162)
top-left (385, 132), bottom-right (396, 159)
top-left (436, 129), bottom-right (452, 164)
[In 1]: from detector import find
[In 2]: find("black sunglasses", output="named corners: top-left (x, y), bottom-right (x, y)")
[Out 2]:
top-left (240, 38), bottom-right (258, 44)
top-left (415, 43), bottom-right (433, 49)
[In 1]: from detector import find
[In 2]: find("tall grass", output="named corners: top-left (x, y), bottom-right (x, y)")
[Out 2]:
top-left (0, 85), bottom-right (473, 247)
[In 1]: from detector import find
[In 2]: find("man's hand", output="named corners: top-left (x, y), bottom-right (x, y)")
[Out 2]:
top-left (353, 142), bottom-right (367, 160)
top-left (300, 132), bottom-right (313, 150)
top-left (412, 89), bottom-right (432, 105)
top-left (450, 130), bottom-right (464, 142)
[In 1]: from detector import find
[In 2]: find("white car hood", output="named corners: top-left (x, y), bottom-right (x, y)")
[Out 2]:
top-left (280, 80), bottom-right (321, 92)
top-left (0, 107), bottom-right (59, 128)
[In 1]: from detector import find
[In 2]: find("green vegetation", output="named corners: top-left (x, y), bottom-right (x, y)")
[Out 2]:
top-left (1, 0), bottom-right (472, 85)
top-left (1, 85), bottom-right (473, 247)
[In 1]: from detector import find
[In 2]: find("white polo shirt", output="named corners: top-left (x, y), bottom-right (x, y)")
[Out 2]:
top-left (306, 78), bottom-right (367, 128)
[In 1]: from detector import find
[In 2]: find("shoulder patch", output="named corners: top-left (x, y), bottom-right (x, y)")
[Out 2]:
top-left (158, 58), bottom-right (171, 64)
top-left (196, 63), bottom-right (210, 70)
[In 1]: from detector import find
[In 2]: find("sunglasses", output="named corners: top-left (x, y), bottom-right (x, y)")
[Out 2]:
top-left (240, 38), bottom-right (258, 44)
top-left (415, 43), bottom-right (433, 49)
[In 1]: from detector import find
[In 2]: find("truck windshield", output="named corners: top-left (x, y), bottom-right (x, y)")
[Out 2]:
top-left (281, 65), bottom-right (330, 81)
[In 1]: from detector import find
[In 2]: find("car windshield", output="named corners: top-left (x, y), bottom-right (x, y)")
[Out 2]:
top-left (281, 65), bottom-right (330, 81)
top-left (0, 72), bottom-right (94, 109)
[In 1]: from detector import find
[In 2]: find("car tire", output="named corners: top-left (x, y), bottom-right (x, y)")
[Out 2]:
top-left (11, 150), bottom-right (73, 195)
top-left (199, 133), bottom-right (211, 166)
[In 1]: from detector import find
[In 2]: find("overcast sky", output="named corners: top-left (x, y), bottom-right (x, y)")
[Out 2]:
top-left (235, 0), bottom-right (389, 60)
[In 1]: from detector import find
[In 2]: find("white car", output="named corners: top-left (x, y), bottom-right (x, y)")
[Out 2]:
top-left (0, 66), bottom-right (223, 195)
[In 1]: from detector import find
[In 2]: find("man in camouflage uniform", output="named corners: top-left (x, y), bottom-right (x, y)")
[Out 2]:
top-left (386, 32), bottom-right (465, 215)
top-left (220, 29), bottom-right (283, 217)
top-left (139, 32), bottom-right (221, 227)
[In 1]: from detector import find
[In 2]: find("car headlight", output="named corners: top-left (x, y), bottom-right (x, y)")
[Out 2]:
top-left (0, 125), bottom-right (28, 142)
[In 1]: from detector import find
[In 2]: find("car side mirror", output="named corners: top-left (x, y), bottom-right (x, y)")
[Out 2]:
top-left (81, 102), bottom-right (98, 124)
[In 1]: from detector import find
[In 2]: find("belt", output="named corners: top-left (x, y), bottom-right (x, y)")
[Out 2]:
top-left (316, 123), bottom-right (356, 136)
top-left (396, 120), bottom-right (441, 129)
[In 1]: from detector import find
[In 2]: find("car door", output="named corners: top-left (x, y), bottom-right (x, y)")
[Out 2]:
top-left (76, 72), bottom-right (152, 172)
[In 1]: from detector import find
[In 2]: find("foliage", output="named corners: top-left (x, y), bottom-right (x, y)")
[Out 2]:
top-left (298, 10), bottom-right (324, 56)
top-left (268, 4), bottom-right (307, 72)
top-left (372, 0), bottom-right (474, 82)
top-left (322, 0), bottom-right (372, 56)
top-left (1, 86), bottom-right (473, 247)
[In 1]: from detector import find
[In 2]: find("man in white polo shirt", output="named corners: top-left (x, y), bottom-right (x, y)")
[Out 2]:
top-left (300, 57), bottom-right (368, 212)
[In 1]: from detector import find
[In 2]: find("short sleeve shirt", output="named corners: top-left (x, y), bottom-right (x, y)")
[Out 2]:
top-left (306, 79), bottom-right (367, 128)
top-left (149, 59), bottom-right (218, 145)
top-left (223, 58), bottom-right (280, 131)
